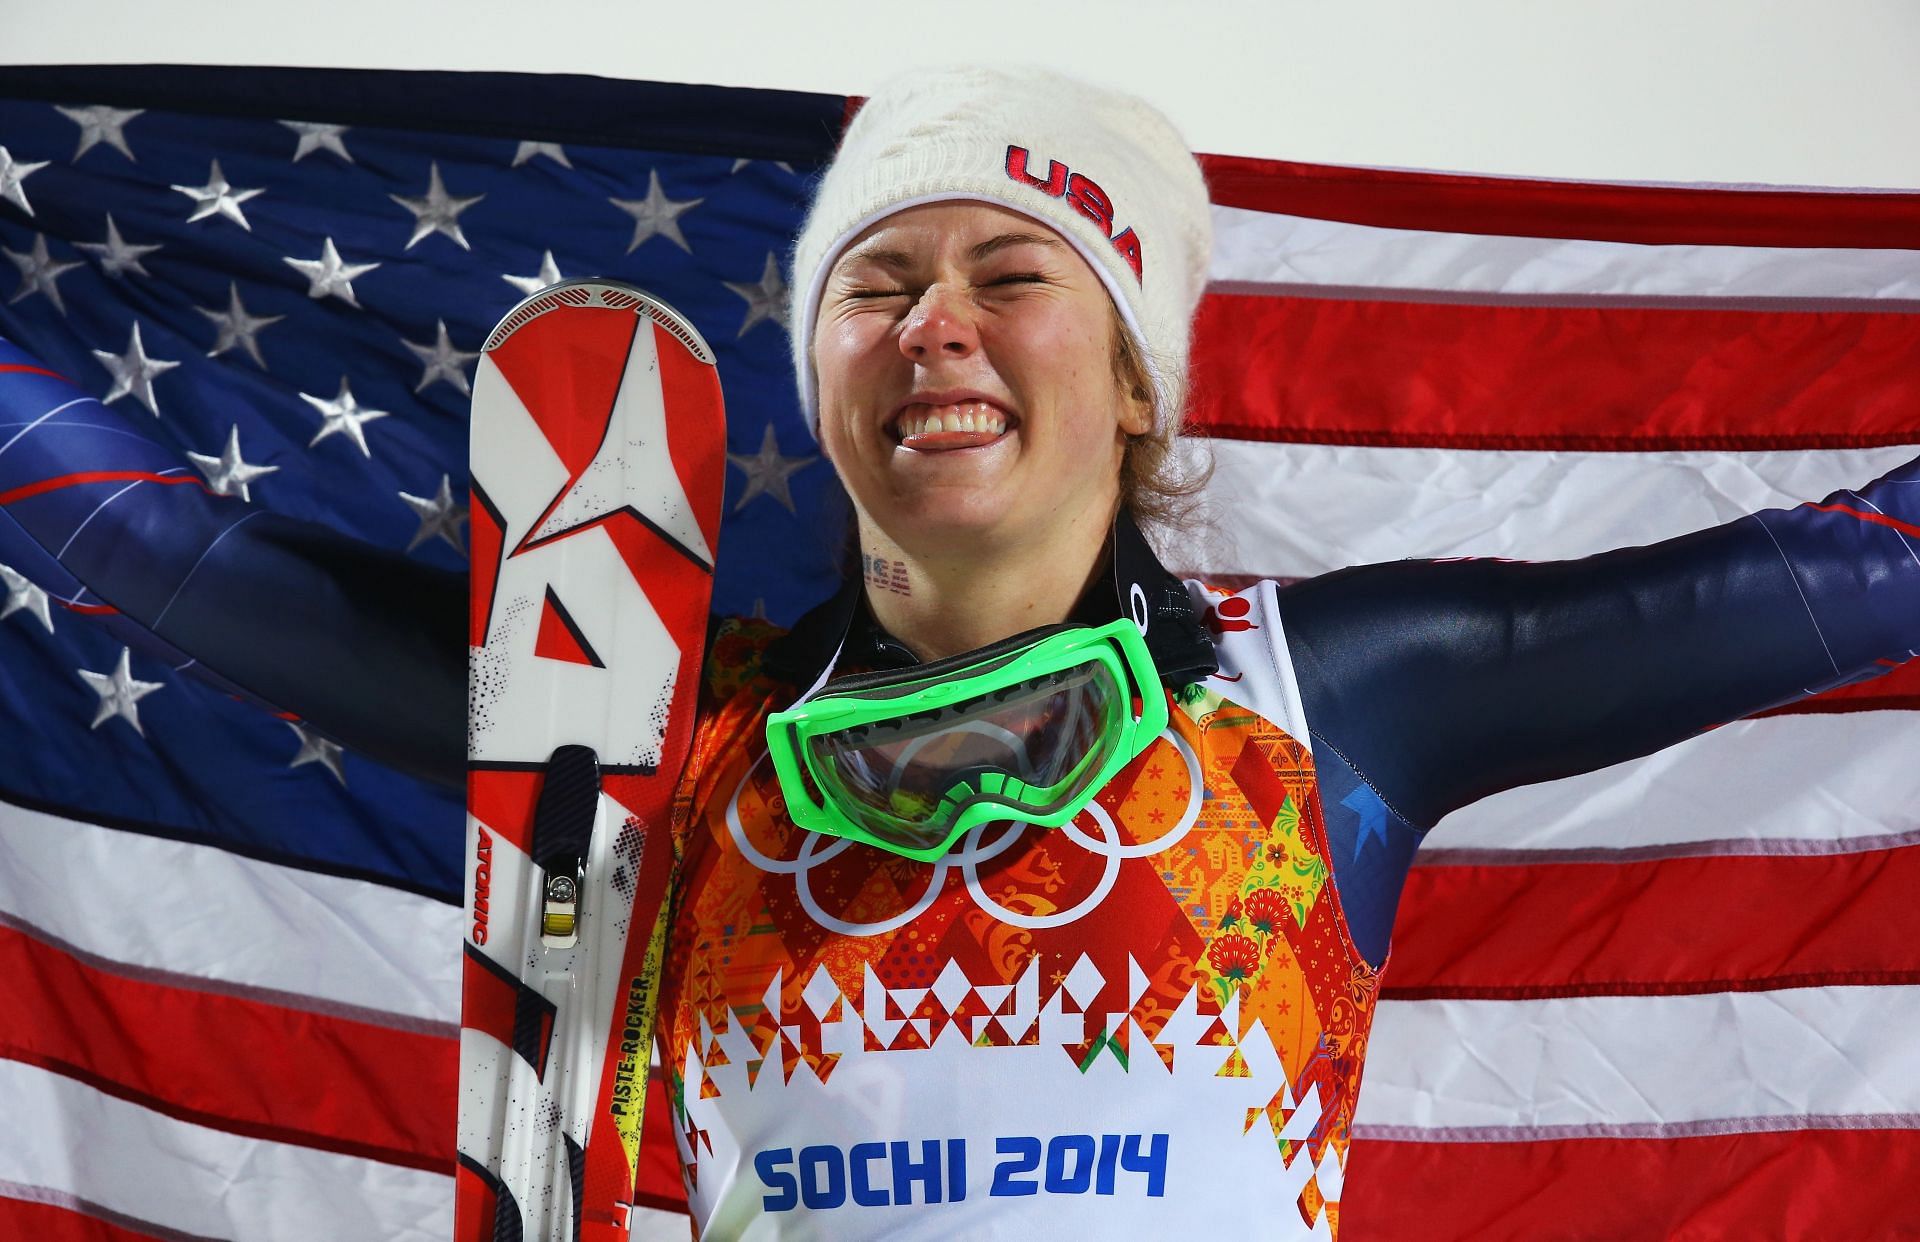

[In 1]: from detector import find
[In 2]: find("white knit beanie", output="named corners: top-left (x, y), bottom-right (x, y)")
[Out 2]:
top-left (789, 65), bottom-right (1213, 435)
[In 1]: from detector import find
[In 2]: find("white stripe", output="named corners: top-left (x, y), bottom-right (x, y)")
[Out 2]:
top-left (1210, 205), bottom-right (1920, 301)
top-left (0, 1059), bottom-right (452, 1242)
top-left (1354, 986), bottom-right (1920, 1133)
top-left (0, 801), bottom-right (458, 1029)
top-left (1174, 442), bottom-right (1919, 580)
top-left (1422, 712), bottom-right (1920, 855)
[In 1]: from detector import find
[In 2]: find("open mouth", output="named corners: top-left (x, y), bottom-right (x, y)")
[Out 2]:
top-left (890, 400), bottom-right (1017, 451)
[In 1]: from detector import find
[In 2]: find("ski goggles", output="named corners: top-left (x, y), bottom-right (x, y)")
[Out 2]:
top-left (766, 618), bottom-right (1169, 862)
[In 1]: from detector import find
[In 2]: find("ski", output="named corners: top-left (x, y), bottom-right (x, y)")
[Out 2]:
top-left (457, 281), bottom-right (725, 1241)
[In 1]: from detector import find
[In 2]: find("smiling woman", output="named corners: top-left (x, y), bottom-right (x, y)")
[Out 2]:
top-left (646, 62), bottom-right (1920, 1241)
top-left (810, 201), bottom-right (1155, 658)
top-left (785, 65), bottom-right (1216, 663)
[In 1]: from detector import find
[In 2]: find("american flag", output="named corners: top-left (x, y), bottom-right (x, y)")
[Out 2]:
top-left (0, 64), bottom-right (1915, 1241)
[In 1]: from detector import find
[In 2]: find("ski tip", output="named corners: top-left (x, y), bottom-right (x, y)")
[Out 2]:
top-left (484, 279), bottom-right (717, 367)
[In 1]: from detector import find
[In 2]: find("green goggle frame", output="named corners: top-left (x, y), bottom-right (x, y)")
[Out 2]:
top-left (765, 618), bottom-right (1169, 862)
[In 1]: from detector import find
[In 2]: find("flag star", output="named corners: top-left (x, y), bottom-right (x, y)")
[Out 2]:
top-left (171, 159), bottom-right (265, 230)
top-left (390, 161), bottom-right (485, 250)
top-left (397, 474), bottom-right (469, 554)
top-left (197, 281), bottom-right (284, 368)
top-left (611, 170), bottom-right (703, 254)
top-left (78, 647), bottom-right (163, 735)
top-left (92, 322), bottom-right (180, 417)
top-left (403, 319), bottom-right (480, 395)
top-left (299, 377), bottom-right (388, 457)
top-left (502, 250), bottom-right (565, 297)
top-left (186, 424), bottom-right (278, 502)
top-left (284, 237), bottom-right (379, 307)
top-left (56, 104), bottom-right (142, 161)
top-left (76, 213), bottom-right (162, 280)
top-left (280, 120), bottom-right (354, 163)
top-left (0, 563), bottom-right (55, 633)
top-left (286, 720), bottom-right (348, 785)
top-left (723, 252), bottom-right (788, 337)
top-left (5, 234), bottom-right (84, 315)
top-left (0, 145), bottom-right (50, 216)
top-left (512, 141), bottom-right (572, 168)
top-left (726, 423), bottom-right (815, 513)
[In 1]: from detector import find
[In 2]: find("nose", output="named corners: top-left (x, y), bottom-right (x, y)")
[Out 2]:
top-left (897, 283), bottom-right (978, 361)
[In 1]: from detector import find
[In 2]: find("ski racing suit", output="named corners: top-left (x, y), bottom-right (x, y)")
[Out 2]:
top-left (652, 474), bottom-right (1920, 1240)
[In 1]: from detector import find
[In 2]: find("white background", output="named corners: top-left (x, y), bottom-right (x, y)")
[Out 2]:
top-left (6, 0), bottom-right (1920, 187)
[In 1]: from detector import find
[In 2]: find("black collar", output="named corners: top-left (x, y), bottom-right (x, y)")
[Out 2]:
top-left (764, 510), bottom-right (1218, 688)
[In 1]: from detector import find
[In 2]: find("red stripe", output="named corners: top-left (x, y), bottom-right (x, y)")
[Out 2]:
top-left (1384, 846), bottom-right (1920, 1000)
top-left (0, 1196), bottom-right (180, 1242)
top-left (1343, 1127), bottom-right (1920, 1241)
top-left (0, 923), bottom-right (454, 1173)
top-left (55, 601), bottom-right (119, 616)
top-left (1200, 152), bottom-right (1920, 250)
top-left (0, 364), bottom-right (67, 380)
top-left (0, 471), bottom-right (208, 507)
top-left (1807, 501), bottom-right (1920, 541)
top-left (1189, 292), bottom-right (1920, 450)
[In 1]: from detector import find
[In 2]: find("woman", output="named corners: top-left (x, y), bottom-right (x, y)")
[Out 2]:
top-left (651, 66), bottom-right (1920, 1238)
top-left (1, 61), bottom-right (1903, 1241)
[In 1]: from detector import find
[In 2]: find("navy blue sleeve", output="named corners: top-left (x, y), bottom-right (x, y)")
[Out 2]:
top-left (1281, 454), bottom-right (1919, 831)
top-left (0, 346), bottom-right (465, 789)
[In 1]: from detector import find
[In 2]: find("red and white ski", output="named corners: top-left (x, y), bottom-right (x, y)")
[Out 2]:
top-left (458, 281), bottom-right (724, 1241)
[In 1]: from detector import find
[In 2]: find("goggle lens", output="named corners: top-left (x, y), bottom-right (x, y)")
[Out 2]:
top-left (805, 662), bottom-right (1126, 852)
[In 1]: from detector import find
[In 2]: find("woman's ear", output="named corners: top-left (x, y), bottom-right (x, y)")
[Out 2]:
top-left (1108, 312), bottom-right (1156, 439)
top-left (1118, 391), bottom-right (1155, 438)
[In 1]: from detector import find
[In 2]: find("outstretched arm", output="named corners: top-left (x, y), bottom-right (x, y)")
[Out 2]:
top-left (0, 342), bottom-right (465, 789)
top-left (1278, 453), bottom-right (1920, 831)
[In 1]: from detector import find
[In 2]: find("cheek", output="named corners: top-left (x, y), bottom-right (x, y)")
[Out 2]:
top-left (1024, 325), bottom-right (1130, 450)
top-left (811, 323), bottom-right (854, 406)
top-left (815, 316), bottom-right (900, 411)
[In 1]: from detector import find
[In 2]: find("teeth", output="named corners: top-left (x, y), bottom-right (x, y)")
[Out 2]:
top-left (898, 401), bottom-right (1007, 440)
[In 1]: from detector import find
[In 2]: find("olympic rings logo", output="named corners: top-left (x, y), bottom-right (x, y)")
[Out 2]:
top-left (723, 729), bottom-right (1205, 937)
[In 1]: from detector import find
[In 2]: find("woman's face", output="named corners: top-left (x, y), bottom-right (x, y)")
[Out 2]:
top-left (813, 200), bottom-right (1151, 559)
